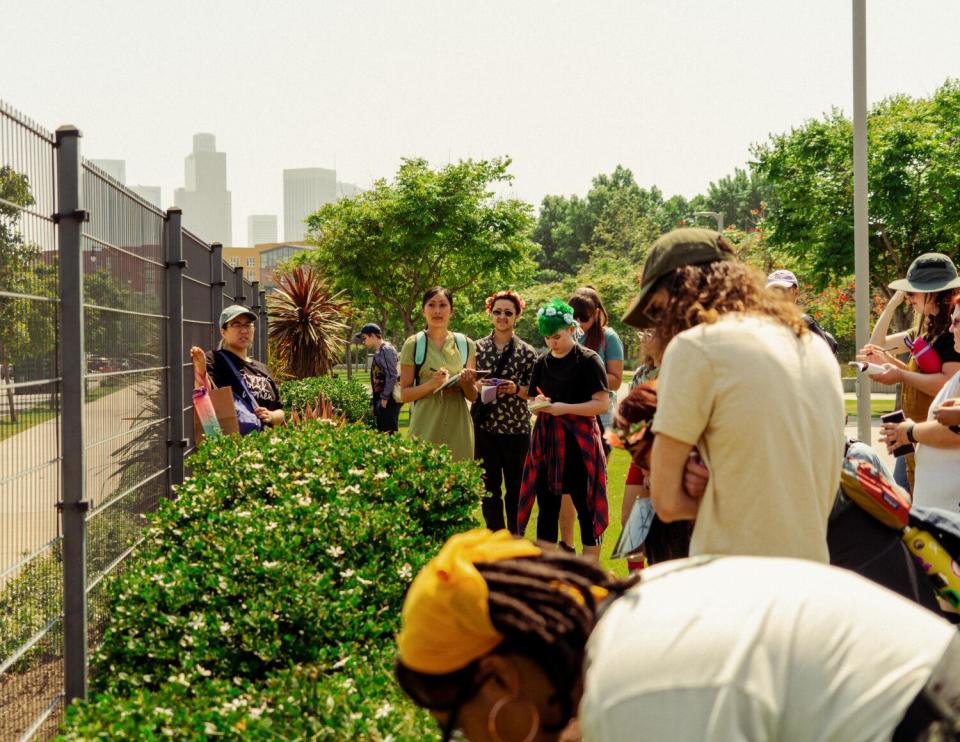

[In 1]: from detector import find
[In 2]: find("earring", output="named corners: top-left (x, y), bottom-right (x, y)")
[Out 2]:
top-left (487, 695), bottom-right (540, 742)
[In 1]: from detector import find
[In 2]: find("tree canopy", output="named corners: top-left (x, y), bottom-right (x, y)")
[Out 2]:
top-left (752, 79), bottom-right (960, 290)
top-left (298, 157), bottom-right (536, 337)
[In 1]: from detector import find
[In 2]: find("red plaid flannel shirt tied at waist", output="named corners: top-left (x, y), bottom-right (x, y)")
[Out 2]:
top-left (516, 413), bottom-right (608, 541)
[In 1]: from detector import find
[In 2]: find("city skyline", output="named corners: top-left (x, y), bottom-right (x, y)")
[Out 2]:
top-left (6, 1), bottom-right (959, 244)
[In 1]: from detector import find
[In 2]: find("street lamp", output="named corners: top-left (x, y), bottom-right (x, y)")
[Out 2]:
top-left (693, 211), bottom-right (724, 233)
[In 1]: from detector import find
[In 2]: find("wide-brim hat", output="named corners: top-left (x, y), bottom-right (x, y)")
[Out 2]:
top-left (888, 253), bottom-right (960, 293)
top-left (622, 228), bottom-right (736, 328)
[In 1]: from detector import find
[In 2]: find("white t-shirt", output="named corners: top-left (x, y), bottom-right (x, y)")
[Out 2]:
top-left (913, 370), bottom-right (960, 511)
top-left (579, 556), bottom-right (955, 742)
top-left (652, 315), bottom-right (845, 562)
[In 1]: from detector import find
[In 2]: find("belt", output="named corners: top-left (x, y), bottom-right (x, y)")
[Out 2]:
top-left (893, 631), bottom-right (960, 741)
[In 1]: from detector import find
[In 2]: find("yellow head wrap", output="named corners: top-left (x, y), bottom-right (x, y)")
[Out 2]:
top-left (397, 529), bottom-right (541, 674)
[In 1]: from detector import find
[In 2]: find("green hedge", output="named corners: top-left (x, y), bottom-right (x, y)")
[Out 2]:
top-left (61, 421), bottom-right (483, 739)
top-left (280, 374), bottom-right (373, 425)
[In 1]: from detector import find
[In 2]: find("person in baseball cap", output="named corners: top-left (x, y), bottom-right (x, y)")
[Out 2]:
top-left (219, 304), bottom-right (258, 329)
top-left (766, 269), bottom-right (838, 354)
top-left (353, 323), bottom-right (402, 432)
top-left (619, 227), bottom-right (844, 565)
top-left (351, 323), bottom-right (383, 344)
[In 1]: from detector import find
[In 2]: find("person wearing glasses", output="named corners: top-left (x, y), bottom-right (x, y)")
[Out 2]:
top-left (473, 290), bottom-right (538, 533)
top-left (858, 253), bottom-right (960, 492)
top-left (396, 529), bottom-right (960, 742)
top-left (881, 296), bottom-right (960, 512)
top-left (622, 229), bottom-right (844, 563)
top-left (190, 304), bottom-right (285, 429)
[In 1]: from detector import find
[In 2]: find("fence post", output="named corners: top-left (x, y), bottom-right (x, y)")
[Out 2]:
top-left (164, 208), bottom-right (186, 487)
top-left (249, 280), bottom-right (261, 361)
top-left (233, 265), bottom-right (245, 304)
top-left (56, 125), bottom-right (88, 703)
top-left (210, 243), bottom-right (225, 347)
top-left (259, 289), bottom-right (268, 363)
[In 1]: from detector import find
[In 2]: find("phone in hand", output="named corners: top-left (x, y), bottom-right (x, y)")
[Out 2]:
top-left (880, 409), bottom-right (914, 457)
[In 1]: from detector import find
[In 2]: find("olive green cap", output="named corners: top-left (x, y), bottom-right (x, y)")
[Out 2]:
top-left (622, 228), bottom-right (736, 328)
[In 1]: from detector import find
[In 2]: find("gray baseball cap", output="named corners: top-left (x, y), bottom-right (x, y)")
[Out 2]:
top-left (219, 304), bottom-right (257, 328)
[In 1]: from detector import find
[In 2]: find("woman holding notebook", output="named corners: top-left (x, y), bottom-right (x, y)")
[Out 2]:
top-left (473, 290), bottom-right (538, 533)
top-left (397, 286), bottom-right (478, 461)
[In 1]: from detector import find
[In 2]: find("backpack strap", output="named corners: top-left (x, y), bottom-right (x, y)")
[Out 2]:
top-left (413, 331), bottom-right (428, 383)
top-left (454, 332), bottom-right (469, 366)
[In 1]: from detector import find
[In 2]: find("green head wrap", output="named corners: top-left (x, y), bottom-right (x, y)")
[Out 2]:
top-left (536, 298), bottom-right (578, 336)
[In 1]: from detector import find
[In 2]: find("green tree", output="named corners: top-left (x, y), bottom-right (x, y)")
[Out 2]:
top-left (752, 79), bottom-right (960, 291)
top-left (701, 168), bottom-right (774, 232)
top-left (299, 157), bottom-right (536, 337)
top-left (0, 166), bottom-right (50, 421)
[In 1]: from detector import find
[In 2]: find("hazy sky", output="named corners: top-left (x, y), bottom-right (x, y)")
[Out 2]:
top-left (4, 0), bottom-right (959, 244)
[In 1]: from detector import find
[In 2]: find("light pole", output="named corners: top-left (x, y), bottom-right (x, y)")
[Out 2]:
top-left (693, 211), bottom-right (724, 233)
top-left (853, 0), bottom-right (871, 442)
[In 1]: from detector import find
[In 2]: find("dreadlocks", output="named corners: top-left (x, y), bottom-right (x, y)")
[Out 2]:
top-left (396, 549), bottom-right (639, 727)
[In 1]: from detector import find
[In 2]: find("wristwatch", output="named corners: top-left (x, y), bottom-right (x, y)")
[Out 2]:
top-left (906, 423), bottom-right (917, 444)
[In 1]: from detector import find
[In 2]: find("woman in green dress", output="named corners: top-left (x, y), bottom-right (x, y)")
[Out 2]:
top-left (398, 287), bottom-right (478, 460)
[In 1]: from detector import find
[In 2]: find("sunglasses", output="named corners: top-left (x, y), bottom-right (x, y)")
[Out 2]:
top-left (491, 309), bottom-right (515, 317)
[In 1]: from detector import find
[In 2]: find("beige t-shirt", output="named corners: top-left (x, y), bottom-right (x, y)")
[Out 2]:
top-left (651, 314), bottom-right (844, 562)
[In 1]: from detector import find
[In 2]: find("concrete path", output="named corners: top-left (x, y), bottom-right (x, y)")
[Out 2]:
top-left (0, 381), bottom-right (159, 580)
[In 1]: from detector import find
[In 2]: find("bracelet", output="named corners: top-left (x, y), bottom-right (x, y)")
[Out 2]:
top-left (906, 423), bottom-right (917, 444)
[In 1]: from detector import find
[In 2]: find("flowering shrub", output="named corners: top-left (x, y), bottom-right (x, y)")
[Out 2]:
top-left (61, 421), bottom-right (483, 738)
top-left (280, 374), bottom-right (373, 425)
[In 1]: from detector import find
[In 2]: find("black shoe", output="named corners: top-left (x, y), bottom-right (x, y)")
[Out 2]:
top-left (558, 541), bottom-right (576, 554)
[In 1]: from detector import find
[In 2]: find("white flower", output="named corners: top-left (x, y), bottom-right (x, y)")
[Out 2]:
top-left (545, 306), bottom-right (557, 316)
top-left (398, 563), bottom-right (413, 580)
top-left (348, 468), bottom-right (365, 476)
top-left (375, 702), bottom-right (393, 719)
top-left (332, 656), bottom-right (350, 669)
top-left (341, 569), bottom-right (355, 579)
top-left (563, 312), bottom-right (575, 324)
top-left (374, 471), bottom-right (390, 480)
top-left (326, 545), bottom-right (345, 558)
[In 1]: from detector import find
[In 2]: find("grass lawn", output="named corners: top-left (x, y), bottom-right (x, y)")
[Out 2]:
top-left (0, 406), bottom-right (58, 443)
top-left (844, 397), bottom-right (896, 417)
top-left (399, 406), bottom-right (631, 575)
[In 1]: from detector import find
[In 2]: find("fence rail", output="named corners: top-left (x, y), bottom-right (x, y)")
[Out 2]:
top-left (0, 100), bottom-right (268, 741)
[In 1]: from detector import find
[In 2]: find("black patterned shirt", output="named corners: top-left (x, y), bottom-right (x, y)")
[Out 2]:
top-left (474, 334), bottom-right (538, 435)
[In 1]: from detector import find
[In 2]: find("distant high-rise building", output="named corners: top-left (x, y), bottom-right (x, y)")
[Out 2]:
top-left (283, 167), bottom-right (336, 241)
top-left (174, 133), bottom-right (232, 245)
top-left (90, 159), bottom-right (126, 183)
top-left (336, 181), bottom-right (364, 199)
top-left (131, 185), bottom-right (162, 209)
top-left (247, 214), bottom-right (278, 246)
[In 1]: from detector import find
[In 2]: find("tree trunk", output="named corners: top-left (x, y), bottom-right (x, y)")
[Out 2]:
top-left (0, 343), bottom-right (17, 423)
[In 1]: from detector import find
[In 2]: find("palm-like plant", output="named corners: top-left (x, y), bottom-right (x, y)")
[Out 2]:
top-left (268, 267), bottom-right (350, 379)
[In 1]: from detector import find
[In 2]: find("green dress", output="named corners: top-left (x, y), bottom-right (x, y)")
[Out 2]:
top-left (400, 332), bottom-right (476, 461)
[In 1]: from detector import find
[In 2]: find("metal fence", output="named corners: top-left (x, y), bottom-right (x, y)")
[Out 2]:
top-left (0, 101), bottom-right (268, 741)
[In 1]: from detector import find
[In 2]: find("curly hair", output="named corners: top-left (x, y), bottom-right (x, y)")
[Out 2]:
top-left (650, 261), bottom-right (807, 358)
top-left (395, 550), bottom-right (639, 730)
top-left (920, 288), bottom-right (958, 342)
